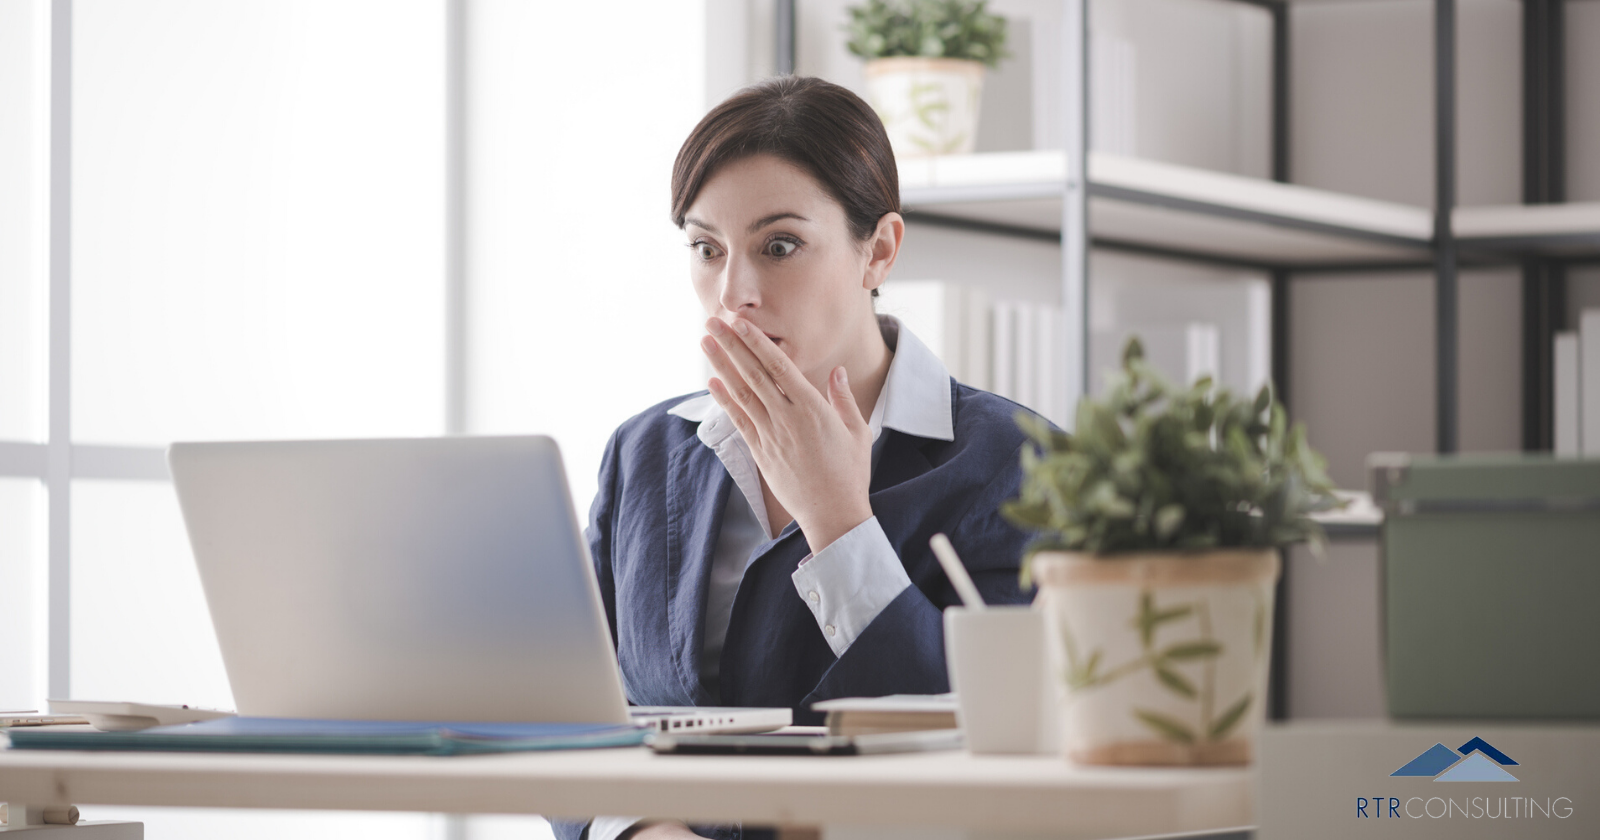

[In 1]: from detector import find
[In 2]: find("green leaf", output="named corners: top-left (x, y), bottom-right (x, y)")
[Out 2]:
top-left (1209, 694), bottom-right (1252, 740)
top-left (1001, 327), bottom-right (1336, 555)
top-left (1154, 504), bottom-right (1185, 540)
top-left (843, 0), bottom-right (1011, 68)
top-left (1161, 640), bottom-right (1222, 661)
top-left (1134, 591), bottom-right (1156, 648)
top-left (1252, 385), bottom-right (1272, 418)
top-left (1150, 604), bottom-right (1193, 627)
top-left (1154, 664), bottom-right (1197, 698)
top-left (1133, 708), bottom-right (1196, 744)
top-left (1122, 336), bottom-right (1145, 365)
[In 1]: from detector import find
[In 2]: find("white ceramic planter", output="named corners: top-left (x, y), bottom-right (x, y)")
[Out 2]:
top-left (863, 57), bottom-right (985, 157)
top-left (1031, 549), bottom-right (1280, 766)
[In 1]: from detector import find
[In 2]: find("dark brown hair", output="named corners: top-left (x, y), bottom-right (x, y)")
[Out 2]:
top-left (671, 76), bottom-right (900, 243)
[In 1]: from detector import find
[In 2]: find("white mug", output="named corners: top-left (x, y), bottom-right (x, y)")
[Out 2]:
top-left (944, 605), bottom-right (1063, 755)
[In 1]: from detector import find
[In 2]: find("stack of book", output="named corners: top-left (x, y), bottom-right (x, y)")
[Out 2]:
top-left (877, 280), bottom-right (1070, 427)
top-left (1554, 308), bottom-right (1600, 455)
top-left (812, 694), bottom-right (959, 737)
top-left (878, 279), bottom-right (1229, 429)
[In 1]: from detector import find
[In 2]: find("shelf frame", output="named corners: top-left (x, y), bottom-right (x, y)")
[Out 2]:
top-left (1435, 0), bottom-right (1460, 454)
top-left (1264, 0), bottom-right (1292, 725)
top-left (888, 0), bottom-right (1588, 721)
top-left (1521, 0), bottom-right (1568, 452)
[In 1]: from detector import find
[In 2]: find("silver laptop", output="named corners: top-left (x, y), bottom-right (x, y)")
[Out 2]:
top-left (167, 435), bottom-right (788, 734)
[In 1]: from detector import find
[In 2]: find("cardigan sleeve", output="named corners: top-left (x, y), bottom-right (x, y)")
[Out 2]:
top-left (797, 446), bottom-right (1033, 707)
top-left (586, 426), bottom-right (624, 648)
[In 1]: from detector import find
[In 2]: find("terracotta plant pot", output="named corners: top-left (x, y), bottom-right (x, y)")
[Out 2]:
top-left (863, 57), bottom-right (985, 157)
top-left (1031, 549), bottom-right (1280, 766)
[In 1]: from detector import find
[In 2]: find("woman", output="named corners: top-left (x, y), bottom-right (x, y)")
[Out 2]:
top-left (565, 76), bottom-right (1034, 840)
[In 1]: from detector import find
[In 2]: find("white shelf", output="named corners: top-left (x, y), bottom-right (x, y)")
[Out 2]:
top-left (1310, 490), bottom-right (1383, 540)
top-left (901, 151), bottom-right (1435, 267)
top-left (1455, 201), bottom-right (1600, 257)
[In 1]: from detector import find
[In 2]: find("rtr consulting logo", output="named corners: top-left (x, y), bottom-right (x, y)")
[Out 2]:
top-left (1355, 737), bottom-right (1575, 821)
top-left (1391, 737), bottom-right (1519, 782)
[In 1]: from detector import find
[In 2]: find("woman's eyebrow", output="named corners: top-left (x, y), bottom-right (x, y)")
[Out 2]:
top-left (684, 217), bottom-right (719, 234)
top-left (748, 212), bottom-right (810, 233)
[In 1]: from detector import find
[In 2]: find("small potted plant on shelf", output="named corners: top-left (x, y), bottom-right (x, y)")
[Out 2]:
top-left (844, 0), bottom-right (1009, 157)
top-left (1002, 338), bottom-right (1341, 766)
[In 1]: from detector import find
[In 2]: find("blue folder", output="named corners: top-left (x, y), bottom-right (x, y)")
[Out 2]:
top-left (5, 717), bottom-right (650, 756)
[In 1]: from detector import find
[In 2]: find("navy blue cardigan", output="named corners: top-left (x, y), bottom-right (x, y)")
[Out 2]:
top-left (553, 380), bottom-right (1033, 840)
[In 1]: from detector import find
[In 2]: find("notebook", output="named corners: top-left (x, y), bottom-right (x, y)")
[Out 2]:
top-left (5, 717), bottom-right (649, 756)
top-left (812, 694), bottom-right (960, 736)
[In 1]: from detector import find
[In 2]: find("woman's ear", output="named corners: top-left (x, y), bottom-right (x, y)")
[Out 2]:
top-left (861, 212), bottom-right (904, 293)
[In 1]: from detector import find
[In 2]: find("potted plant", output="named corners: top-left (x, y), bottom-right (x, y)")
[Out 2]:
top-left (1002, 339), bottom-right (1340, 766)
top-left (844, 0), bottom-right (1009, 157)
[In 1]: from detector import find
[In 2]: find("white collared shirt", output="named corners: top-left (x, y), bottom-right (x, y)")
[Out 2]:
top-left (589, 316), bottom-right (954, 840)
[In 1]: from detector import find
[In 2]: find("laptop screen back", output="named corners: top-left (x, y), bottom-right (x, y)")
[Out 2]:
top-left (168, 436), bottom-right (630, 724)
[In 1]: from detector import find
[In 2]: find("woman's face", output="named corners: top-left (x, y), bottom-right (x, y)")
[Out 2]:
top-left (683, 154), bottom-right (899, 388)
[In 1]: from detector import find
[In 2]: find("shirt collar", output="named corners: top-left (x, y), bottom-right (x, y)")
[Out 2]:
top-left (668, 314), bottom-right (954, 443)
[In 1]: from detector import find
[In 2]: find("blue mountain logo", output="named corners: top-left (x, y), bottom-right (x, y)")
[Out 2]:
top-left (1391, 738), bottom-right (1519, 782)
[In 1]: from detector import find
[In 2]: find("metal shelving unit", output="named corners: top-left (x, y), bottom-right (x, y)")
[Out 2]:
top-left (859, 0), bottom-right (1592, 721)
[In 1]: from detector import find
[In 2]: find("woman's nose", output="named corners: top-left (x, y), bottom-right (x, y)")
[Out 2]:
top-left (718, 255), bottom-right (761, 313)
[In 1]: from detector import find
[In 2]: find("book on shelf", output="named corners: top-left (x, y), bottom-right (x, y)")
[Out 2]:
top-left (878, 280), bottom-right (1070, 427)
top-left (811, 693), bottom-right (960, 737)
top-left (1556, 331), bottom-right (1580, 456)
top-left (991, 298), bottom-right (1017, 404)
top-left (1584, 310), bottom-right (1600, 457)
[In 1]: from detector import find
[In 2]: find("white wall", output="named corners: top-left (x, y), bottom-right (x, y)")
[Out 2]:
top-left (1092, 0), bottom-right (1271, 177)
top-left (1565, 2), bottom-right (1600, 327)
top-left (1569, 1), bottom-right (1600, 204)
top-left (464, 0), bottom-right (710, 512)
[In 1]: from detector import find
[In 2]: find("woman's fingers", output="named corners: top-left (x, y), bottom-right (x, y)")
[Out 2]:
top-left (725, 318), bottom-right (828, 411)
top-left (701, 334), bottom-right (772, 429)
top-left (706, 318), bottom-right (798, 407)
top-left (706, 377), bottom-right (760, 448)
top-left (826, 366), bottom-right (868, 432)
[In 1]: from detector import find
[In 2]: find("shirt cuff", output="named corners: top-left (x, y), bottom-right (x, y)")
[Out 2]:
top-left (791, 516), bottom-right (911, 658)
top-left (588, 816), bottom-right (643, 840)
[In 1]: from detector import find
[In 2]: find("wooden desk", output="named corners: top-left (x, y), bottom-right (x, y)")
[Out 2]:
top-left (0, 744), bottom-right (1253, 839)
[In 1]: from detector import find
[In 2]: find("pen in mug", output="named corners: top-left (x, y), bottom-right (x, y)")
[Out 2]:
top-left (929, 533), bottom-right (986, 610)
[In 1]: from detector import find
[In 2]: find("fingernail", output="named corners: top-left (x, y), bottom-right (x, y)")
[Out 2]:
top-left (700, 336), bottom-right (717, 353)
top-left (835, 367), bottom-right (847, 384)
top-left (733, 320), bottom-right (749, 335)
top-left (707, 319), bottom-right (726, 335)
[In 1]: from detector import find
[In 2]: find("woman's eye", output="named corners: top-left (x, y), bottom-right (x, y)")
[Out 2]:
top-left (694, 243), bottom-right (718, 260)
top-left (766, 239), bottom-right (798, 258)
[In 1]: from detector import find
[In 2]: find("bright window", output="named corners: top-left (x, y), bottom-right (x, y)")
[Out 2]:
top-left (72, 0), bottom-right (447, 445)
top-left (0, 1), bottom-right (710, 838)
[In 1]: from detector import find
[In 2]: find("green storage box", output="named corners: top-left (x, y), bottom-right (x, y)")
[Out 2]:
top-left (1370, 453), bottom-right (1600, 720)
